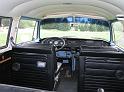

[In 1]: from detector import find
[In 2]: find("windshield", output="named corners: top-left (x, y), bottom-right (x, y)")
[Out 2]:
top-left (40, 17), bottom-right (110, 41)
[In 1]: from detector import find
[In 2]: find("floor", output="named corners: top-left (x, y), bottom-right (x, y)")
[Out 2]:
top-left (0, 77), bottom-right (77, 92)
top-left (57, 77), bottom-right (77, 92)
top-left (0, 84), bottom-right (51, 92)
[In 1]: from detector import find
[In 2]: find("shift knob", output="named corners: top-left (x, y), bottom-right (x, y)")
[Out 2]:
top-left (97, 88), bottom-right (104, 92)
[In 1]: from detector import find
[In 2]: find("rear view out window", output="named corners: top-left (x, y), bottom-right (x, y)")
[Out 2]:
top-left (16, 19), bottom-right (36, 44)
top-left (0, 17), bottom-right (11, 48)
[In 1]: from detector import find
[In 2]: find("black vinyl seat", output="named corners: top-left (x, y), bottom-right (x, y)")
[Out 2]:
top-left (78, 46), bottom-right (124, 92)
top-left (11, 43), bottom-right (61, 91)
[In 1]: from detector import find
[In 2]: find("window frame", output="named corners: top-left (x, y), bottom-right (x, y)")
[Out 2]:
top-left (0, 16), bottom-right (13, 49)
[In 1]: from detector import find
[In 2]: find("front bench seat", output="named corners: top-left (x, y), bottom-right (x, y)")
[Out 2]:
top-left (11, 43), bottom-right (59, 91)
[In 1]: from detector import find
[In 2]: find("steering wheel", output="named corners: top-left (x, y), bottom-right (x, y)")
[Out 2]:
top-left (41, 37), bottom-right (65, 51)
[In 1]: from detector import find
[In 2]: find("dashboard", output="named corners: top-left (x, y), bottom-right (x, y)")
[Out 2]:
top-left (41, 37), bottom-right (110, 49)
top-left (42, 37), bottom-right (65, 46)
top-left (56, 51), bottom-right (72, 58)
top-left (19, 37), bottom-right (110, 59)
top-left (41, 37), bottom-right (110, 60)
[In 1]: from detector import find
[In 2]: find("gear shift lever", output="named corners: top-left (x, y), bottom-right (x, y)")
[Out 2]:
top-left (97, 88), bottom-right (104, 92)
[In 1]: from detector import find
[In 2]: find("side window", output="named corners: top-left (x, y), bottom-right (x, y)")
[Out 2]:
top-left (0, 17), bottom-right (11, 48)
top-left (16, 19), bottom-right (36, 44)
top-left (112, 21), bottom-right (124, 48)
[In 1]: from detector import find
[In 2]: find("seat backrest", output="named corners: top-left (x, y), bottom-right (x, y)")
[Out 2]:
top-left (78, 51), bottom-right (124, 92)
top-left (11, 43), bottom-right (56, 91)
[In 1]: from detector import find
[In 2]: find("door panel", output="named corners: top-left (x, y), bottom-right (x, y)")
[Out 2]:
top-left (0, 51), bottom-right (12, 84)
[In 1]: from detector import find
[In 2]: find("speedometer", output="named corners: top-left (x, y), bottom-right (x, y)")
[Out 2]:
top-left (54, 41), bottom-right (59, 45)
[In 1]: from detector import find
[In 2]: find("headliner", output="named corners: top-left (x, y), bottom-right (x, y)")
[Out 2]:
top-left (0, 0), bottom-right (124, 20)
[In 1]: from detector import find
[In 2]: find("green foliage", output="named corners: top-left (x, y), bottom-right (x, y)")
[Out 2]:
top-left (19, 20), bottom-right (35, 29)
top-left (42, 23), bottom-right (70, 31)
top-left (57, 23), bottom-right (70, 31)
top-left (96, 25), bottom-right (104, 32)
top-left (42, 23), bottom-right (57, 29)
top-left (79, 23), bottom-right (108, 32)
top-left (79, 24), bottom-right (87, 31)
top-left (42, 22), bottom-right (109, 32)
top-left (0, 18), bottom-right (10, 27)
top-left (89, 24), bottom-right (96, 31)
top-left (75, 26), bottom-right (79, 31)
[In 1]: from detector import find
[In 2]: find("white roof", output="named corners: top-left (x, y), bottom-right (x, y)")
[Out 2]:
top-left (0, 0), bottom-right (124, 20)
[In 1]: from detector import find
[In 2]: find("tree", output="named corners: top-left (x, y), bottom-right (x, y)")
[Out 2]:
top-left (19, 20), bottom-right (35, 29)
top-left (1, 18), bottom-right (10, 26)
top-left (42, 23), bottom-right (70, 31)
